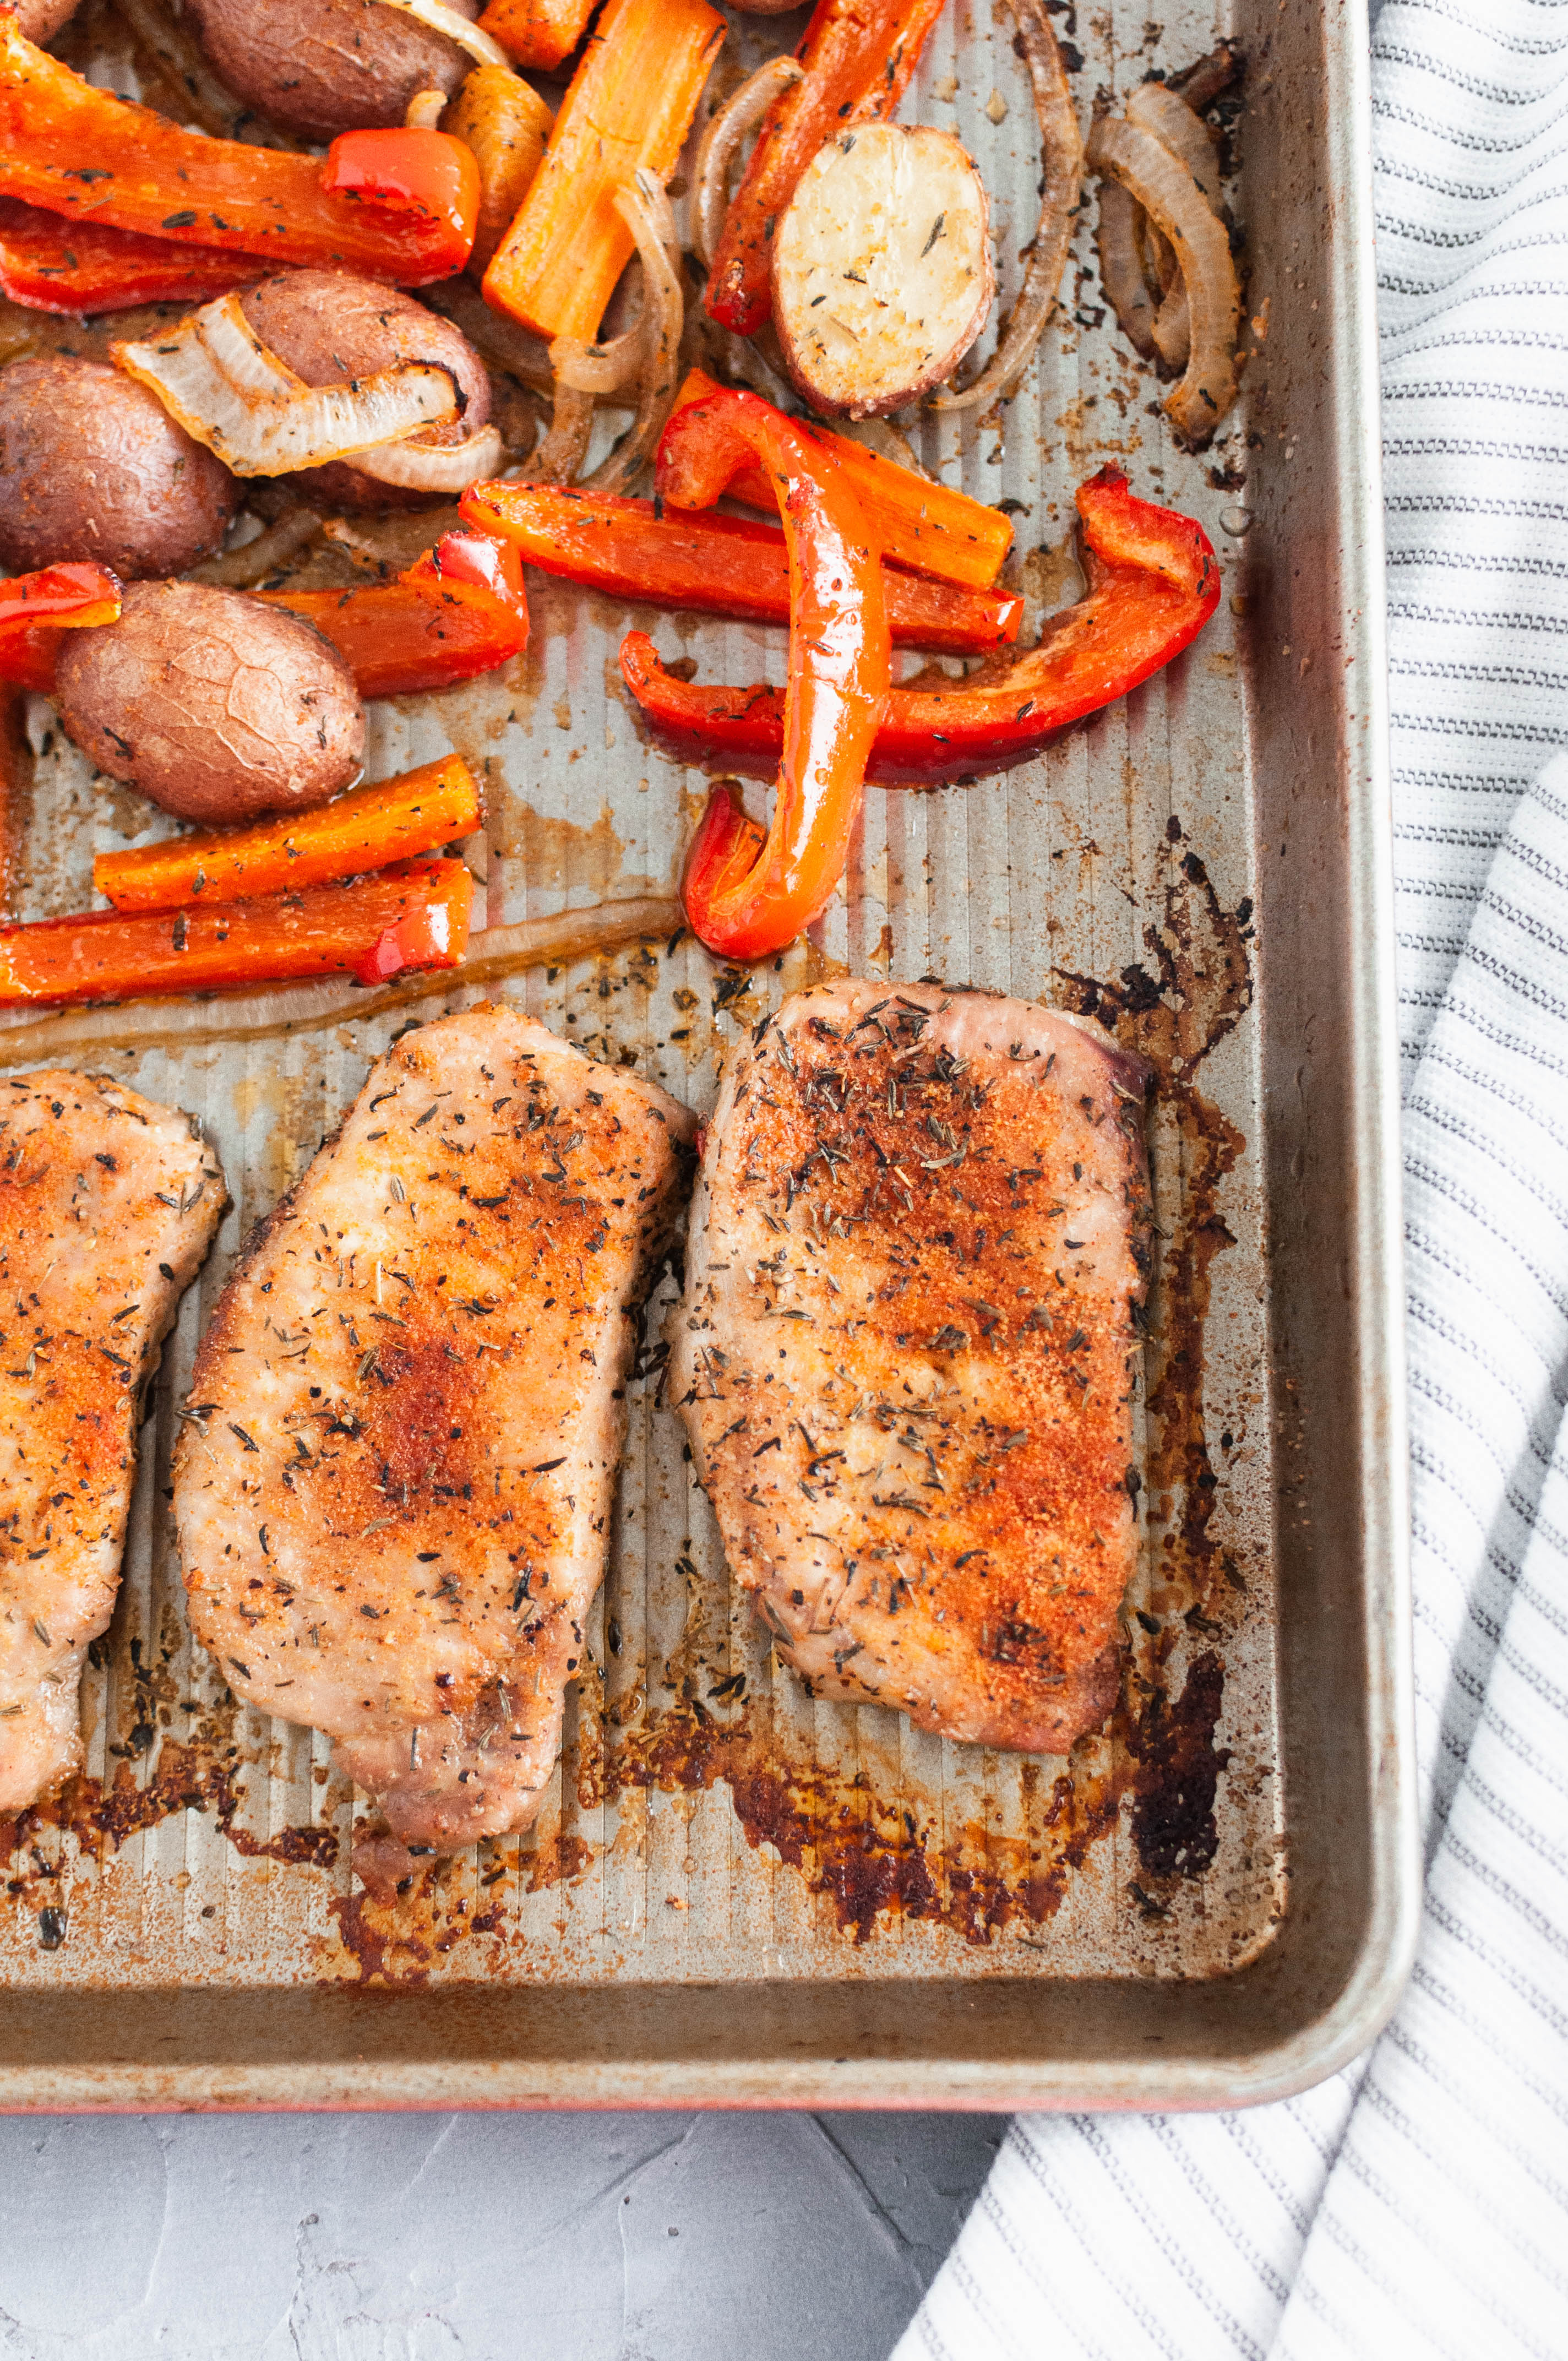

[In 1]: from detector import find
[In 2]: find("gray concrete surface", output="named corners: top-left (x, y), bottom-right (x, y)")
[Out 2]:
top-left (0, 2109), bottom-right (1001, 2358)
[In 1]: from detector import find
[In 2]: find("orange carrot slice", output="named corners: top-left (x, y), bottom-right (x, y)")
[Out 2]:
top-left (482, 0), bottom-right (725, 341)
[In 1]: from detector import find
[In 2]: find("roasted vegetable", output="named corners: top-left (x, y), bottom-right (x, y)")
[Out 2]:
top-left (0, 20), bottom-right (477, 284)
top-left (53, 581), bottom-right (366, 825)
top-left (94, 754), bottom-right (481, 911)
top-left (461, 481), bottom-right (1021, 654)
top-left (657, 387), bottom-right (890, 959)
top-left (622, 466), bottom-right (1221, 786)
top-left (772, 124), bottom-right (993, 417)
top-left (264, 525), bottom-right (530, 698)
top-left (184, 0), bottom-right (485, 143)
top-left (0, 195), bottom-right (262, 317)
top-left (482, 0), bottom-right (725, 341)
top-left (0, 355), bottom-right (237, 580)
top-left (442, 64), bottom-right (552, 276)
top-left (668, 368), bottom-right (1012, 589)
top-left (0, 858), bottom-right (473, 1005)
top-left (475, 0), bottom-right (595, 69)
top-left (705, 0), bottom-right (946, 339)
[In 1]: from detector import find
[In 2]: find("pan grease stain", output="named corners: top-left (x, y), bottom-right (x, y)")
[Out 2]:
top-left (1, 1741), bottom-right (336, 1867)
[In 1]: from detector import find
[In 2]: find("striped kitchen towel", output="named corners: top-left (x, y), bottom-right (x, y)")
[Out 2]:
top-left (894, 0), bottom-right (1568, 2351)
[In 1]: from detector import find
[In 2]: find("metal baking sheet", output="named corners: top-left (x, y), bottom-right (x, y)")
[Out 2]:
top-left (0, 0), bottom-right (1417, 2109)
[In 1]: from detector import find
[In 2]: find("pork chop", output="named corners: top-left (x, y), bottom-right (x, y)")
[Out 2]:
top-left (174, 1003), bottom-right (694, 1885)
top-left (671, 980), bottom-right (1151, 1754)
top-left (0, 1071), bottom-right (222, 1812)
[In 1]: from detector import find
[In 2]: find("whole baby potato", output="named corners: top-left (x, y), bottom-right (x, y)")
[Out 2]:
top-left (237, 269), bottom-right (492, 510)
top-left (0, 355), bottom-right (238, 581)
top-left (184, 0), bottom-right (481, 143)
top-left (13, 0), bottom-right (83, 39)
top-left (54, 581), bottom-right (366, 826)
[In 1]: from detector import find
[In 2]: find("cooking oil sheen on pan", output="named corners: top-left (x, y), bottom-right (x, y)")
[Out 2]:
top-left (0, 0), bottom-right (1284, 1994)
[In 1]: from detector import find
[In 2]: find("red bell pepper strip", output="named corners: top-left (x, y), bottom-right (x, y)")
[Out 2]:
top-left (0, 19), bottom-right (475, 284)
top-left (262, 529), bottom-right (530, 700)
top-left (706, 0), bottom-right (948, 338)
top-left (621, 466), bottom-right (1221, 787)
top-left (657, 388), bottom-right (889, 960)
top-left (0, 195), bottom-right (263, 316)
top-left (319, 128), bottom-right (480, 269)
top-left (0, 562), bottom-right (122, 693)
top-left (0, 857), bottom-right (472, 1007)
top-left (460, 482), bottom-right (1020, 656)
top-left (668, 368), bottom-right (1014, 591)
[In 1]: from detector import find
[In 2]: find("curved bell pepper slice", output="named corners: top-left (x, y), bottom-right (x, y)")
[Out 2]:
top-left (655, 387), bottom-right (890, 961)
top-left (622, 467), bottom-right (1221, 787)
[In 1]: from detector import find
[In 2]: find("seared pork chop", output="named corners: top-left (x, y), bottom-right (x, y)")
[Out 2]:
top-left (671, 981), bottom-right (1151, 1754)
top-left (0, 1071), bottom-right (222, 1812)
top-left (175, 1004), bottom-right (693, 1883)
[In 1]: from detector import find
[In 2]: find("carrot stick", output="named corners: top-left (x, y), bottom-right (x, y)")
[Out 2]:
top-left (92, 755), bottom-right (481, 914)
top-left (0, 859), bottom-right (472, 1006)
top-left (705, 0), bottom-right (949, 338)
top-left (668, 368), bottom-right (1014, 590)
top-left (475, 0), bottom-right (596, 70)
top-left (482, 0), bottom-right (725, 341)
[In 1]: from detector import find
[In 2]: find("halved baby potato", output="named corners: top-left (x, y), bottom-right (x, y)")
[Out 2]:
top-left (772, 123), bottom-right (994, 420)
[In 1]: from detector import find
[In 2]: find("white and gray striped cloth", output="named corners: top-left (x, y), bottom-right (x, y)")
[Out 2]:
top-left (895, 0), bottom-right (1568, 2350)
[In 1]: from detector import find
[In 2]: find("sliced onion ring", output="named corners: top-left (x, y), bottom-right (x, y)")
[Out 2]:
top-left (353, 419), bottom-right (507, 491)
top-left (584, 171), bottom-right (684, 494)
top-left (1096, 176), bottom-right (1159, 360)
top-left (932, 0), bottom-right (1084, 415)
top-left (693, 53), bottom-right (803, 272)
top-left (1086, 112), bottom-right (1239, 445)
top-left (1126, 80), bottom-right (1222, 205)
top-left (551, 297), bottom-right (649, 397)
top-left (374, 0), bottom-right (513, 72)
top-left (113, 296), bottom-right (457, 477)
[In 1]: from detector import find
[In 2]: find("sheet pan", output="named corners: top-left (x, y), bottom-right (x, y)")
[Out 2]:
top-left (0, 0), bottom-right (1417, 2109)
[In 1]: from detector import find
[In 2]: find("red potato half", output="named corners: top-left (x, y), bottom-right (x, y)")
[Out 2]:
top-left (771, 123), bottom-right (994, 419)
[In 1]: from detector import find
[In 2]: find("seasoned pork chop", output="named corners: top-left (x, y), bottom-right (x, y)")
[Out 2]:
top-left (0, 1071), bottom-right (222, 1811)
top-left (672, 981), bottom-right (1151, 1754)
top-left (175, 1004), bottom-right (694, 1883)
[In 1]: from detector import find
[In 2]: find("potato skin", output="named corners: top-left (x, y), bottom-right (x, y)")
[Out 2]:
top-left (13, 0), bottom-right (82, 39)
top-left (54, 581), bottom-right (365, 826)
top-left (184, 0), bottom-right (481, 143)
top-left (0, 355), bottom-right (238, 582)
top-left (238, 270), bottom-right (492, 510)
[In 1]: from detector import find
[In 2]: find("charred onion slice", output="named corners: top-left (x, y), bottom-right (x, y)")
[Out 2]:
top-left (375, 0), bottom-right (514, 70)
top-left (518, 382), bottom-right (595, 484)
top-left (693, 54), bottom-right (804, 273)
top-left (933, 0), bottom-right (1083, 415)
top-left (772, 123), bottom-right (993, 420)
top-left (1086, 113), bottom-right (1239, 445)
top-left (113, 296), bottom-right (457, 476)
top-left (582, 172), bottom-right (685, 494)
top-left (1096, 177), bottom-right (1159, 360)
